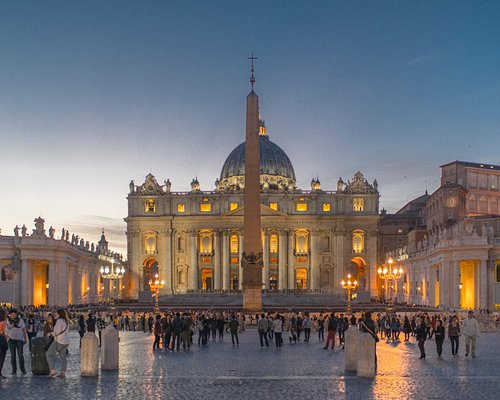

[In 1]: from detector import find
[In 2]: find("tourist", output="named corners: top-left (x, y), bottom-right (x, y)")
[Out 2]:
top-left (162, 314), bottom-right (172, 350)
top-left (317, 314), bottom-right (324, 341)
top-left (434, 319), bottom-right (445, 358)
top-left (402, 316), bottom-right (411, 342)
top-left (272, 313), bottom-right (283, 347)
top-left (77, 314), bottom-right (86, 347)
top-left (296, 314), bottom-right (303, 341)
top-left (337, 313), bottom-right (346, 346)
top-left (257, 314), bottom-right (269, 347)
top-left (153, 315), bottom-right (162, 351)
top-left (25, 313), bottom-right (39, 352)
top-left (449, 316), bottom-right (460, 357)
top-left (0, 309), bottom-right (8, 378)
top-left (217, 314), bottom-right (225, 341)
top-left (5, 309), bottom-right (27, 375)
top-left (462, 311), bottom-right (480, 358)
top-left (302, 312), bottom-right (312, 342)
top-left (323, 312), bottom-right (338, 350)
top-left (415, 316), bottom-right (427, 359)
top-left (182, 313), bottom-right (193, 349)
top-left (46, 308), bottom-right (70, 378)
top-left (210, 315), bottom-right (217, 341)
top-left (43, 314), bottom-right (55, 337)
top-left (96, 316), bottom-right (105, 347)
top-left (228, 314), bottom-right (239, 346)
top-left (87, 313), bottom-right (96, 334)
top-left (172, 312), bottom-right (184, 350)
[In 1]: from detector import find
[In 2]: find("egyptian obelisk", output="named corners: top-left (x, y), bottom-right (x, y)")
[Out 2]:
top-left (242, 54), bottom-right (263, 312)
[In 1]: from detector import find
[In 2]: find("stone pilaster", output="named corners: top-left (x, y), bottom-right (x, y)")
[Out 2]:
top-left (288, 230), bottom-right (295, 289)
top-left (21, 258), bottom-right (30, 306)
top-left (278, 231), bottom-right (287, 290)
top-left (310, 230), bottom-right (320, 290)
top-left (189, 230), bottom-right (198, 290)
top-left (214, 230), bottom-right (221, 290)
top-left (238, 233), bottom-right (244, 290)
top-left (263, 230), bottom-right (269, 289)
top-left (479, 259), bottom-right (488, 309)
top-left (222, 230), bottom-right (230, 290)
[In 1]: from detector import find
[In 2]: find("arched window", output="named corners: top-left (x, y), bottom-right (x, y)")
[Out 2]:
top-left (199, 231), bottom-right (212, 254)
top-left (322, 236), bottom-right (330, 252)
top-left (295, 230), bottom-right (309, 254)
top-left (352, 230), bottom-right (365, 254)
top-left (144, 232), bottom-right (158, 254)
top-left (178, 236), bottom-right (185, 252)
top-left (479, 196), bottom-right (488, 211)
top-left (468, 194), bottom-right (477, 210)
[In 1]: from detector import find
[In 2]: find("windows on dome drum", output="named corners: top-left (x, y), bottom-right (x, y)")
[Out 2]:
top-left (269, 202), bottom-right (278, 211)
top-left (145, 199), bottom-right (156, 213)
top-left (353, 198), bottom-right (364, 212)
top-left (177, 203), bottom-right (185, 213)
top-left (230, 202), bottom-right (238, 211)
top-left (296, 203), bottom-right (308, 212)
top-left (200, 203), bottom-right (212, 212)
top-left (322, 203), bottom-right (331, 212)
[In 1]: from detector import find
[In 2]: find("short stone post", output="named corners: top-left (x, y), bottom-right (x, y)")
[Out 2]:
top-left (357, 333), bottom-right (376, 378)
top-left (101, 326), bottom-right (119, 371)
top-left (344, 326), bottom-right (361, 371)
top-left (81, 332), bottom-right (99, 376)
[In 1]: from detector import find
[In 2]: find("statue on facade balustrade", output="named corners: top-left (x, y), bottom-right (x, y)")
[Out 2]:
top-left (14, 225), bottom-right (19, 237)
top-left (91, 243), bottom-right (95, 252)
top-left (21, 225), bottom-right (27, 237)
top-left (79, 238), bottom-right (85, 247)
top-left (65, 230), bottom-right (69, 241)
top-left (129, 180), bottom-right (135, 194)
top-left (49, 226), bottom-right (55, 238)
top-left (71, 234), bottom-right (75, 245)
top-left (85, 241), bottom-right (89, 251)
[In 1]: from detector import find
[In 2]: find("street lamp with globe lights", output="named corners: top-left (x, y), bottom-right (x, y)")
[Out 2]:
top-left (99, 258), bottom-right (126, 309)
top-left (149, 272), bottom-right (164, 314)
top-left (377, 258), bottom-right (403, 315)
top-left (341, 274), bottom-right (358, 315)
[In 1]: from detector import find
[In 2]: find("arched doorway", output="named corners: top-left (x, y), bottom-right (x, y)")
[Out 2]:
top-left (269, 274), bottom-right (278, 290)
top-left (296, 268), bottom-right (308, 289)
top-left (350, 257), bottom-right (367, 291)
top-left (230, 274), bottom-right (238, 290)
top-left (143, 258), bottom-right (159, 290)
top-left (201, 268), bottom-right (212, 290)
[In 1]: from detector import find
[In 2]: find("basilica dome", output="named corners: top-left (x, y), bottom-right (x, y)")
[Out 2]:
top-left (218, 125), bottom-right (296, 191)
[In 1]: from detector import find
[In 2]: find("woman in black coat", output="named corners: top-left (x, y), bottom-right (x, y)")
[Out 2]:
top-left (415, 316), bottom-right (427, 359)
top-left (434, 319), bottom-right (445, 358)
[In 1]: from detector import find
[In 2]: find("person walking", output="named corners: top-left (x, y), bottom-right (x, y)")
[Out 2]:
top-left (317, 314), bottom-right (325, 341)
top-left (257, 314), bottom-right (269, 347)
top-left (273, 314), bottom-right (283, 347)
top-left (228, 314), bottom-right (239, 346)
top-left (302, 312), bottom-right (312, 342)
top-left (5, 309), bottom-right (27, 375)
top-left (415, 316), bottom-right (427, 359)
top-left (77, 314), bottom-right (86, 348)
top-left (96, 316), bottom-right (105, 347)
top-left (449, 316), bottom-right (461, 357)
top-left (323, 312), bottom-right (338, 350)
top-left (462, 311), bottom-right (480, 358)
top-left (46, 308), bottom-right (70, 378)
top-left (402, 316), bottom-right (411, 342)
top-left (434, 319), bottom-right (445, 358)
top-left (153, 315), bottom-right (162, 351)
top-left (0, 309), bottom-right (8, 378)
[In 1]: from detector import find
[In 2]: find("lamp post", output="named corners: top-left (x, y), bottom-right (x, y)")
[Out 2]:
top-left (149, 272), bottom-right (165, 314)
top-left (341, 274), bottom-right (358, 315)
top-left (99, 258), bottom-right (126, 310)
top-left (377, 258), bottom-right (403, 315)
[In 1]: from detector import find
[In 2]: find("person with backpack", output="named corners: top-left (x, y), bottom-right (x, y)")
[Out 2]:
top-left (257, 314), bottom-right (269, 347)
top-left (86, 313), bottom-right (96, 334)
top-left (323, 312), bottom-right (338, 350)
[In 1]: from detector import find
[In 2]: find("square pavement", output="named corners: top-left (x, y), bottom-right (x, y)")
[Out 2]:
top-left (1, 329), bottom-right (499, 399)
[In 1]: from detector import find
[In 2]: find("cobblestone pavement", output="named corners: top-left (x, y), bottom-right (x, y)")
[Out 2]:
top-left (1, 329), bottom-right (499, 399)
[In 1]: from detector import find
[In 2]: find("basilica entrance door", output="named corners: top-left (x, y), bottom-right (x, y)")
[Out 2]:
top-left (296, 268), bottom-right (308, 289)
top-left (201, 269), bottom-right (212, 290)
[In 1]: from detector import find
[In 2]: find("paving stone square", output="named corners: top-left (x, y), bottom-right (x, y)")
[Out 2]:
top-left (1, 328), bottom-right (499, 399)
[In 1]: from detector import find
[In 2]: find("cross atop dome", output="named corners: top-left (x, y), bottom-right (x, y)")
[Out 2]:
top-left (247, 53), bottom-right (258, 91)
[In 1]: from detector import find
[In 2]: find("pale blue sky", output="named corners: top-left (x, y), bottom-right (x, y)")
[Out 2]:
top-left (1, 1), bottom-right (499, 254)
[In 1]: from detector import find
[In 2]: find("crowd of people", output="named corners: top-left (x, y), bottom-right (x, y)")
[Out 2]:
top-left (0, 304), bottom-right (492, 379)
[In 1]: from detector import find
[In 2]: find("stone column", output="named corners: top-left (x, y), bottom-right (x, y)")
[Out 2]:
top-left (214, 230), bottom-right (221, 290)
top-left (310, 230), bottom-right (320, 290)
top-left (21, 259), bottom-right (30, 306)
top-left (238, 233), bottom-right (243, 290)
top-left (278, 230), bottom-right (287, 290)
top-left (288, 230), bottom-right (295, 289)
top-left (48, 260), bottom-right (59, 306)
top-left (222, 230), bottom-right (230, 290)
top-left (163, 229), bottom-right (173, 295)
top-left (263, 230), bottom-right (269, 289)
top-left (479, 259), bottom-right (488, 309)
top-left (189, 231), bottom-right (198, 290)
top-left (452, 260), bottom-right (461, 308)
top-left (57, 260), bottom-right (69, 306)
top-left (334, 228), bottom-right (346, 295)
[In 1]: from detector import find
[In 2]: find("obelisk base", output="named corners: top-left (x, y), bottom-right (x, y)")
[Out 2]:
top-left (243, 284), bottom-right (262, 312)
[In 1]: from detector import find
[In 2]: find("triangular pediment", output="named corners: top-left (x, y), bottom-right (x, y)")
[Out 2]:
top-left (223, 204), bottom-right (287, 217)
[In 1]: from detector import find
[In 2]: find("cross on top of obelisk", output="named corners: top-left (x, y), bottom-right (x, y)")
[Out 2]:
top-left (247, 53), bottom-right (258, 90)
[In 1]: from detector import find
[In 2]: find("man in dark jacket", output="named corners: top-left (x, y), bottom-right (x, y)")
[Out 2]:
top-left (415, 315), bottom-right (427, 359)
top-left (171, 313), bottom-right (184, 351)
top-left (323, 312), bottom-right (338, 350)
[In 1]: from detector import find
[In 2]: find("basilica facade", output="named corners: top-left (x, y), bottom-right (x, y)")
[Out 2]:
top-left (125, 99), bottom-right (381, 300)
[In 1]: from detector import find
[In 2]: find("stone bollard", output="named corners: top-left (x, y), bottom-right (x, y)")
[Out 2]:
top-left (344, 326), bottom-right (361, 372)
top-left (357, 333), bottom-right (376, 378)
top-left (31, 337), bottom-right (50, 375)
top-left (101, 326), bottom-right (119, 371)
top-left (81, 332), bottom-right (99, 376)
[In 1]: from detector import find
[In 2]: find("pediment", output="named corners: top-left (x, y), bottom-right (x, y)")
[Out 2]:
top-left (223, 204), bottom-right (287, 217)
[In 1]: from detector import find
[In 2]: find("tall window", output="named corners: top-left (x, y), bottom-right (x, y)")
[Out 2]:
top-left (199, 231), bottom-right (212, 253)
top-left (296, 203), bottom-right (308, 212)
top-left (230, 235), bottom-right (239, 253)
top-left (322, 203), bottom-right (331, 212)
top-left (295, 230), bottom-right (308, 253)
top-left (177, 203), bottom-right (185, 213)
top-left (270, 235), bottom-right (278, 253)
top-left (352, 230), bottom-right (365, 253)
top-left (353, 198), bottom-right (364, 212)
top-left (230, 202), bottom-right (238, 211)
top-left (468, 194), bottom-right (477, 210)
top-left (269, 202), bottom-right (278, 211)
top-left (144, 232), bottom-right (157, 254)
top-left (200, 203), bottom-right (212, 212)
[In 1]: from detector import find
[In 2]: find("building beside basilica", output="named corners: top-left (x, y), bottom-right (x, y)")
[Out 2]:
top-left (125, 88), bottom-right (381, 301)
top-left (0, 217), bottom-right (122, 306)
